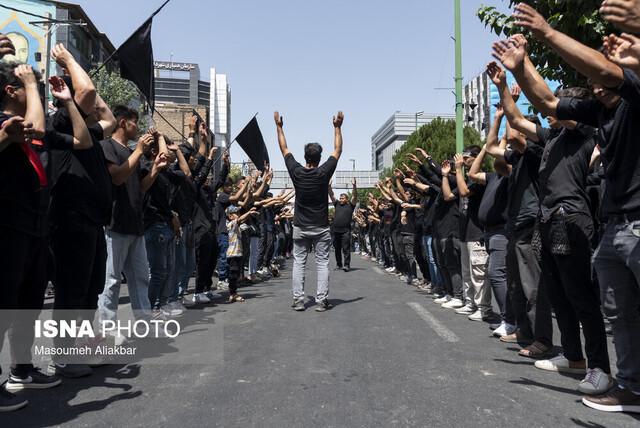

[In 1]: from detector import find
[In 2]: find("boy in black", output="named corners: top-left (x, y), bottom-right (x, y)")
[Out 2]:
top-left (329, 178), bottom-right (358, 271)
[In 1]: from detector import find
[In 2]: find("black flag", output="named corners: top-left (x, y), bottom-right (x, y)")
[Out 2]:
top-left (235, 117), bottom-right (270, 171)
top-left (114, 0), bottom-right (170, 109)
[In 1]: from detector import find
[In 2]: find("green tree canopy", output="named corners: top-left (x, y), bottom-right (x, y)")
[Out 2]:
top-left (381, 118), bottom-right (484, 179)
top-left (477, 1), bottom-right (615, 86)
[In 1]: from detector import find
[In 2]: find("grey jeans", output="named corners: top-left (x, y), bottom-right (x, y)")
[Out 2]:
top-left (593, 220), bottom-right (640, 393)
top-left (292, 226), bottom-right (332, 302)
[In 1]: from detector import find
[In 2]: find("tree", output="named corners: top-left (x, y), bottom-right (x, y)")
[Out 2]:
top-left (228, 163), bottom-right (244, 183)
top-left (91, 66), bottom-right (149, 130)
top-left (381, 118), bottom-right (484, 179)
top-left (477, 1), bottom-right (615, 86)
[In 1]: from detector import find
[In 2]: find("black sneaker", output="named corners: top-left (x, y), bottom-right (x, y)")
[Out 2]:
top-left (292, 298), bottom-right (305, 311)
top-left (47, 362), bottom-right (93, 378)
top-left (0, 383), bottom-right (28, 412)
top-left (5, 368), bottom-right (61, 391)
top-left (315, 299), bottom-right (333, 312)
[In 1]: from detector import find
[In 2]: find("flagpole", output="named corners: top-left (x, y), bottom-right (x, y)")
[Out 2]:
top-left (89, 0), bottom-right (171, 77)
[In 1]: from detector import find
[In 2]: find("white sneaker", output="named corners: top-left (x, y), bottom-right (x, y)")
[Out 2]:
top-left (411, 278), bottom-right (422, 286)
top-left (455, 304), bottom-right (476, 315)
top-left (433, 295), bottom-right (451, 304)
top-left (170, 300), bottom-right (186, 313)
top-left (371, 258), bottom-right (377, 262)
top-left (534, 355), bottom-right (586, 374)
top-left (182, 296), bottom-right (196, 307)
top-left (468, 310), bottom-right (484, 321)
top-left (218, 280), bottom-right (229, 291)
top-left (193, 293), bottom-right (211, 304)
top-left (160, 304), bottom-right (182, 317)
top-left (579, 368), bottom-right (614, 395)
top-left (492, 321), bottom-right (516, 337)
top-left (387, 267), bottom-right (397, 274)
top-left (441, 298), bottom-right (464, 309)
top-left (399, 275), bottom-right (407, 282)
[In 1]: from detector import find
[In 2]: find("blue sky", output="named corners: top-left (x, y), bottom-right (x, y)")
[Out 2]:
top-left (74, 0), bottom-right (511, 171)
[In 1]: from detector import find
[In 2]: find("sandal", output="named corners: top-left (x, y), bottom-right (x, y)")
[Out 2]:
top-left (518, 341), bottom-right (551, 359)
top-left (499, 332), bottom-right (533, 345)
top-left (228, 294), bottom-right (245, 303)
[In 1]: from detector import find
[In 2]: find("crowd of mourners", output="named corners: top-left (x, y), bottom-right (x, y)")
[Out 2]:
top-left (338, 1), bottom-right (640, 415)
top-left (0, 0), bottom-right (639, 417)
top-left (0, 34), bottom-right (297, 412)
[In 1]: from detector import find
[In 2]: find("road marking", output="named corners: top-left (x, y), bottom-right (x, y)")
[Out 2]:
top-left (406, 302), bottom-right (459, 343)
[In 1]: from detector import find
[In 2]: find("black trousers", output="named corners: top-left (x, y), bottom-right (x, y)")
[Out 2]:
top-left (391, 229), bottom-right (405, 274)
top-left (228, 257), bottom-right (242, 295)
top-left (436, 236), bottom-right (462, 299)
top-left (195, 229), bottom-right (218, 293)
top-left (333, 231), bottom-right (351, 268)
top-left (0, 226), bottom-right (49, 376)
top-left (540, 213), bottom-right (610, 370)
top-left (414, 233), bottom-right (430, 282)
top-left (506, 226), bottom-right (553, 346)
top-left (257, 229), bottom-right (274, 269)
top-left (400, 233), bottom-right (417, 279)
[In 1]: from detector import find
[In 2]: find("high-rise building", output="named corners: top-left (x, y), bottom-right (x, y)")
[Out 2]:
top-left (210, 68), bottom-right (231, 149)
top-left (371, 112), bottom-right (455, 171)
top-left (463, 71), bottom-right (491, 140)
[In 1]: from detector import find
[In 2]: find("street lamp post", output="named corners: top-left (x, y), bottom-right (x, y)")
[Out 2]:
top-left (415, 111), bottom-right (424, 132)
top-left (349, 159), bottom-right (356, 171)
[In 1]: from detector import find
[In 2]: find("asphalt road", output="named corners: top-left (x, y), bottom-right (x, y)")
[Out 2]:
top-left (2, 254), bottom-right (639, 428)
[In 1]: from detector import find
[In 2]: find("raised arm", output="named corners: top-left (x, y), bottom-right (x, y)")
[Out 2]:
top-left (468, 145), bottom-right (488, 185)
top-left (141, 153), bottom-right (168, 193)
top-left (328, 181), bottom-right (337, 204)
top-left (15, 65), bottom-right (45, 138)
top-left (49, 76), bottom-right (91, 149)
top-left (440, 161), bottom-right (457, 202)
top-left (453, 154), bottom-right (471, 197)
top-left (107, 134), bottom-right (153, 186)
top-left (169, 138), bottom-right (191, 178)
top-left (351, 177), bottom-right (358, 205)
top-left (485, 105), bottom-right (506, 160)
top-left (486, 60), bottom-right (538, 142)
top-left (51, 43), bottom-right (96, 115)
top-left (274, 112), bottom-right (290, 157)
top-left (514, 4), bottom-right (623, 88)
top-left (332, 111), bottom-right (344, 160)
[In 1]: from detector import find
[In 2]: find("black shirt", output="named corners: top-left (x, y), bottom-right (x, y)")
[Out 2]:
top-left (399, 202), bottom-right (417, 235)
top-left (556, 68), bottom-right (640, 216)
top-left (460, 180), bottom-right (485, 242)
top-left (478, 172), bottom-right (509, 229)
top-left (140, 158), bottom-right (185, 230)
top-left (0, 113), bottom-right (73, 237)
top-left (215, 192), bottom-right (231, 234)
top-left (285, 153), bottom-right (338, 228)
top-left (432, 177), bottom-right (460, 239)
top-left (333, 201), bottom-right (355, 233)
top-left (535, 124), bottom-right (596, 221)
top-left (504, 142), bottom-right (542, 232)
top-left (50, 121), bottom-right (112, 226)
top-left (101, 138), bottom-right (145, 236)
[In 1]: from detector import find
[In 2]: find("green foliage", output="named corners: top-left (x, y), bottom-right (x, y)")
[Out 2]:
top-left (477, 1), bottom-right (615, 86)
top-left (228, 163), bottom-right (244, 183)
top-left (90, 66), bottom-right (149, 130)
top-left (381, 118), bottom-right (483, 179)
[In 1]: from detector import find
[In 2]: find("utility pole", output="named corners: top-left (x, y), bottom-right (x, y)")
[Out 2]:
top-left (454, 0), bottom-right (463, 153)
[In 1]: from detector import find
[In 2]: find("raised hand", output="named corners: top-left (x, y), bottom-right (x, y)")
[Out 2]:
top-left (1, 115), bottom-right (26, 143)
top-left (393, 169), bottom-right (405, 179)
top-left (188, 114), bottom-right (198, 132)
top-left (154, 152), bottom-right (169, 170)
top-left (603, 33), bottom-right (640, 70)
top-left (486, 61), bottom-right (507, 86)
top-left (600, 0), bottom-right (640, 32)
top-left (403, 177), bottom-right (416, 186)
top-left (223, 149), bottom-right (230, 164)
top-left (14, 64), bottom-right (37, 87)
top-left (415, 147), bottom-right (430, 159)
top-left (208, 146), bottom-right (218, 160)
top-left (333, 111), bottom-right (344, 128)
top-left (137, 133), bottom-right (154, 152)
top-left (352, 177), bottom-right (357, 187)
top-left (511, 83), bottom-right (521, 102)
top-left (513, 3), bottom-right (553, 39)
top-left (406, 153), bottom-right (421, 164)
top-left (147, 127), bottom-right (159, 139)
top-left (492, 38), bottom-right (525, 72)
top-left (454, 153), bottom-right (464, 169)
top-left (51, 43), bottom-right (75, 69)
top-left (274, 111), bottom-right (284, 127)
top-left (48, 76), bottom-right (72, 102)
top-left (441, 160), bottom-right (451, 176)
